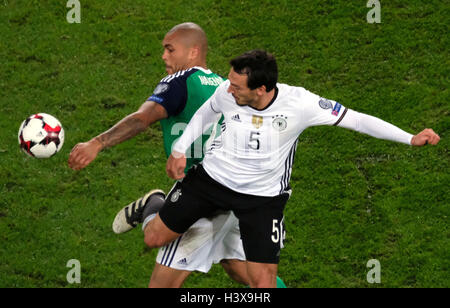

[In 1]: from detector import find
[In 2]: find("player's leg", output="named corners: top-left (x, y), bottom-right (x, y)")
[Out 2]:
top-left (112, 189), bottom-right (166, 234)
top-left (150, 211), bottom-right (248, 286)
top-left (220, 255), bottom-right (287, 288)
top-left (246, 262), bottom-right (278, 288)
top-left (220, 259), bottom-right (249, 285)
top-left (214, 212), bottom-right (287, 287)
top-left (113, 182), bottom-right (196, 248)
top-left (112, 185), bottom-right (250, 286)
top-left (232, 193), bottom-right (289, 288)
top-left (210, 212), bottom-right (249, 285)
top-left (148, 263), bottom-right (191, 288)
top-left (143, 213), bottom-right (181, 248)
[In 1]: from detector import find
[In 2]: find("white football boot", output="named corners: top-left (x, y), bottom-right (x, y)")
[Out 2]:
top-left (112, 189), bottom-right (165, 234)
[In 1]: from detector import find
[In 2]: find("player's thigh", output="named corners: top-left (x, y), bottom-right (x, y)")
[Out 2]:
top-left (233, 194), bottom-right (289, 264)
top-left (149, 263), bottom-right (191, 288)
top-left (159, 173), bottom-right (219, 235)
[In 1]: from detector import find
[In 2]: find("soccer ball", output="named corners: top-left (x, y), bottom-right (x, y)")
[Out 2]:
top-left (18, 113), bottom-right (65, 158)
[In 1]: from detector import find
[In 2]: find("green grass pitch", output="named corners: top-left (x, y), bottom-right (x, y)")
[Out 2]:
top-left (0, 0), bottom-right (448, 287)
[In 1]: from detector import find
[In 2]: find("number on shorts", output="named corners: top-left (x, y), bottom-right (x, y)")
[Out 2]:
top-left (271, 218), bottom-right (286, 247)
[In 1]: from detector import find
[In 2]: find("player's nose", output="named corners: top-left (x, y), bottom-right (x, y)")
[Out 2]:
top-left (162, 50), bottom-right (169, 61)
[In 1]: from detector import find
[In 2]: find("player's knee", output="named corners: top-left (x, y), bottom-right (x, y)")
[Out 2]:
top-left (247, 264), bottom-right (277, 288)
top-left (249, 273), bottom-right (276, 288)
top-left (220, 259), bottom-right (249, 285)
top-left (143, 214), bottom-right (182, 248)
top-left (144, 232), bottom-right (165, 248)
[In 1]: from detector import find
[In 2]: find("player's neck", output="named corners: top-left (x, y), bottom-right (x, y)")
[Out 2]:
top-left (189, 60), bottom-right (207, 71)
top-left (250, 88), bottom-right (276, 111)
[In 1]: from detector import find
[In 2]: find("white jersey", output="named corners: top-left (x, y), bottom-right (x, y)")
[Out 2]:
top-left (173, 80), bottom-right (413, 197)
top-left (201, 81), bottom-right (348, 196)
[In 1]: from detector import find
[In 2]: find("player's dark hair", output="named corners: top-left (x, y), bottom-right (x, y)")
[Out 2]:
top-left (230, 50), bottom-right (278, 92)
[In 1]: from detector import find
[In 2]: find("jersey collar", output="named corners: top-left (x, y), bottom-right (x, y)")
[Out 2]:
top-left (247, 86), bottom-right (279, 112)
top-left (192, 66), bottom-right (212, 74)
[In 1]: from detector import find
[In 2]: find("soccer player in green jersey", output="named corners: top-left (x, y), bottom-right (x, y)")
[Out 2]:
top-left (68, 23), bottom-right (286, 288)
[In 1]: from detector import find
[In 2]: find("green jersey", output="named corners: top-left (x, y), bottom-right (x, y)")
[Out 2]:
top-left (148, 66), bottom-right (224, 171)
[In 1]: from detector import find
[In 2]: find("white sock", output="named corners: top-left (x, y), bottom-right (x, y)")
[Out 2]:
top-left (142, 213), bottom-right (156, 232)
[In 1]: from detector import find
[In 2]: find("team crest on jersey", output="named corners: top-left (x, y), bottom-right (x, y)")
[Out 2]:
top-left (170, 189), bottom-right (182, 203)
top-left (272, 115), bottom-right (288, 131)
top-left (252, 115), bottom-right (263, 129)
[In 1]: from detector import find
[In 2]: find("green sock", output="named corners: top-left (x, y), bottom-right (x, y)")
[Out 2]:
top-left (245, 275), bottom-right (287, 288)
top-left (276, 276), bottom-right (287, 288)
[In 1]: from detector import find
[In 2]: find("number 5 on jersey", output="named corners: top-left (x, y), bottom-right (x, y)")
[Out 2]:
top-left (249, 131), bottom-right (260, 150)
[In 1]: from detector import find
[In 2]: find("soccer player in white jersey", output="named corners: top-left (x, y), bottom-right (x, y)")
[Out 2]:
top-left (142, 50), bottom-right (440, 287)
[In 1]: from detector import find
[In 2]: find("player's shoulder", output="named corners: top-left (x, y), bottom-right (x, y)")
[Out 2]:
top-left (159, 66), bottom-right (223, 84)
top-left (216, 79), bottom-right (230, 92)
top-left (214, 79), bottom-right (234, 102)
top-left (276, 83), bottom-right (317, 106)
top-left (159, 67), bottom-right (198, 84)
top-left (152, 67), bottom-right (205, 97)
top-left (277, 83), bottom-right (310, 97)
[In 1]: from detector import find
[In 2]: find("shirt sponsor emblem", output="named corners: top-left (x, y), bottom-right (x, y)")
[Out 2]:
top-left (252, 115), bottom-right (263, 129)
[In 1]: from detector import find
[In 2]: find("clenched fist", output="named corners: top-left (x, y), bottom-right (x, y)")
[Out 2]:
top-left (411, 128), bottom-right (440, 146)
top-left (68, 138), bottom-right (103, 170)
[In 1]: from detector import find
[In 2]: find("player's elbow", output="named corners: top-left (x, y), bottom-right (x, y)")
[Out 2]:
top-left (131, 111), bottom-right (152, 130)
top-left (136, 100), bottom-right (168, 128)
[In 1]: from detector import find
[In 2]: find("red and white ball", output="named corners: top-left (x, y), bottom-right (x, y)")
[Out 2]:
top-left (18, 113), bottom-right (65, 158)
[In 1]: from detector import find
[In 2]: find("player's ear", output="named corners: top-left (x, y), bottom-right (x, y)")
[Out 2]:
top-left (256, 85), bottom-right (267, 96)
top-left (188, 46), bottom-right (200, 60)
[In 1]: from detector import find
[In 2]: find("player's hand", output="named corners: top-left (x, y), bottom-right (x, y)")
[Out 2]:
top-left (68, 138), bottom-right (103, 170)
top-left (411, 128), bottom-right (440, 146)
top-left (166, 151), bottom-right (186, 180)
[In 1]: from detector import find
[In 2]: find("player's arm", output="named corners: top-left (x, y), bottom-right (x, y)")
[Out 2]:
top-left (95, 101), bottom-right (167, 149)
top-left (300, 90), bottom-right (440, 147)
top-left (166, 97), bottom-right (221, 180)
top-left (337, 109), bottom-right (440, 146)
top-left (68, 101), bottom-right (167, 170)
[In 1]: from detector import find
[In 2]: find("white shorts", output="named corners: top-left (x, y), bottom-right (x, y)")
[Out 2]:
top-left (156, 210), bottom-right (245, 273)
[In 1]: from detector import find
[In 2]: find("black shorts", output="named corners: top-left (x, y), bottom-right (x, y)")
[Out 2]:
top-left (159, 164), bottom-right (290, 264)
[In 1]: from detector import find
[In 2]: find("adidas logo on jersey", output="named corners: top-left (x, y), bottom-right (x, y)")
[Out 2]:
top-left (177, 258), bottom-right (188, 266)
top-left (232, 114), bottom-right (241, 122)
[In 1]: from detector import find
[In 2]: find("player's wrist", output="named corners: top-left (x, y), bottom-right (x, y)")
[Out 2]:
top-left (171, 150), bottom-right (186, 159)
top-left (91, 137), bottom-right (105, 152)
